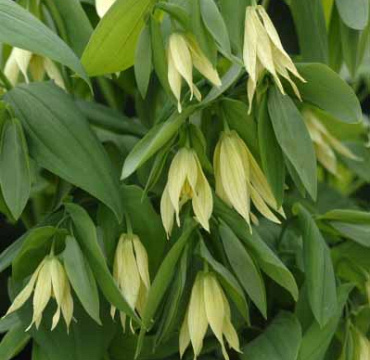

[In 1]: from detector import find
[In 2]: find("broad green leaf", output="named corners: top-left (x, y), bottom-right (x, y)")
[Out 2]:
top-left (4, 82), bottom-right (123, 220)
top-left (135, 26), bottom-right (152, 99)
top-left (0, 118), bottom-right (31, 220)
top-left (121, 107), bottom-right (195, 179)
top-left (296, 63), bottom-right (362, 124)
top-left (328, 7), bottom-right (343, 72)
top-left (320, 209), bottom-right (370, 223)
top-left (0, 314), bottom-right (21, 334)
top-left (298, 284), bottom-right (353, 360)
top-left (81, 0), bottom-right (156, 76)
top-left (200, 0), bottom-right (231, 58)
top-left (339, 21), bottom-right (360, 78)
top-left (75, 100), bottom-right (146, 137)
top-left (0, 325), bottom-right (30, 360)
top-left (214, 197), bottom-right (299, 301)
top-left (121, 185), bottom-right (167, 274)
top-left (342, 142), bottom-right (370, 182)
top-left (220, 223), bottom-right (267, 318)
top-left (294, 204), bottom-right (337, 327)
top-left (135, 219), bottom-right (197, 358)
top-left (258, 95), bottom-right (285, 207)
top-left (330, 222), bottom-right (370, 247)
top-left (268, 86), bottom-right (317, 200)
top-left (336, 0), bottom-right (369, 30)
top-left (0, 0), bottom-right (88, 84)
top-left (12, 226), bottom-right (57, 281)
top-left (220, 98), bottom-right (259, 157)
top-left (53, 0), bottom-right (93, 56)
top-left (63, 236), bottom-right (101, 325)
top-left (155, 3), bottom-right (190, 29)
top-left (0, 235), bottom-right (26, 273)
top-left (65, 203), bottom-right (139, 323)
top-left (241, 312), bottom-right (302, 360)
top-left (198, 239), bottom-right (250, 322)
top-left (290, 0), bottom-right (329, 63)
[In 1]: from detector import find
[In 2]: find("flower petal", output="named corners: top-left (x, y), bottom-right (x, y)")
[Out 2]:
top-left (160, 185), bottom-right (175, 238)
top-left (168, 49), bottom-right (183, 113)
top-left (132, 236), bottom-right (150, 289)
top-left (95, 0), bottom-right (116, 18)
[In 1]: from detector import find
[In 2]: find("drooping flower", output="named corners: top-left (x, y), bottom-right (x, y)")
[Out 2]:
top-left (179, 272), bottom-right (241, 360)
top-left (4, 48), bottom-right (65, 89)
top-left (347, 327), bottom-right (370, 360)
top-left (243, 5), bottom-right (305, 112)
top-left (160, 147), bottom-right (213, 237)
top-left (214, 130), bottom-right (284, 227)
top-left (95, 0), bottom-right (116, 18)
top-left (4, 256), bottom-right (74, 331)
top-left (303, 108), bottom-right (359, 176)
top-left (167, 33), bottom-right (222, 112)
top-left (111, 233), bottom-right (150, 330)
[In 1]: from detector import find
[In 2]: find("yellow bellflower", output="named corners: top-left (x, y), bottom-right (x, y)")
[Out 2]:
top-left (179, 272), bottom-right (241, 360)
top-left (4, 47), bottom-right (65, 89)
top-left (95, 0), bottom-right (116, 18)
top-left (303, 109), bottom-right (359, 176)
top-left (4, 256), bottom-right (74, 331)
top-left (243, 5), bottom-right (305, 112)
top-left (160, 147), bottom-right (213, 238)
top-left (351, 327), bottom-right (370, 360)
top-left (214, 130), bottom-right (284, 227)
top-left (111, 233), bottom-right (150, 331)
top-left (167, 33), bottom-right (222, 112)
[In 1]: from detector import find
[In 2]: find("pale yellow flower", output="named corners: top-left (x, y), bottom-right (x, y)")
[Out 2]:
top-left (111, 233), bottom-right (150, 331)
top-left (160, 148), bottom-right (213, 237)
top-left (4, 256), bottom-right (74, 331)
top-left (4, 47), bottom-right (65, 89)
top-left (95, 0), bottom-right (116, 18)
top-left (303, 109), bottom-right (359, 176)
top-left (243, 5), bottom-right (305, 112)
top-left (214, 130), bottom-right (284, 227)
top-left (180, 272), bottom-right (241, 360)
top-left (167, 33), bottom-right (222, 112)
top-left (351, 327), bottom-right (370, 360)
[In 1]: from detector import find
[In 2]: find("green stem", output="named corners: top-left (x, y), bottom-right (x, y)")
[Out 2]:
top-left (125, 213), bottom-right (133, 235)
top-left (262, 0), bottom-right (270, 9)
top-left (222, 116), bottom-right (230, 132)
top-left (0, 69), bottom-right (13, 91)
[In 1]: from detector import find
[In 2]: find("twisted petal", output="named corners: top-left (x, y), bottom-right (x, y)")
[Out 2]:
top-left (214, 141), bottom-right (231, 205)
top-left (95, 0), bottom-right (116, 18)
top-left (221, 293), bottom-right (241, 353)
top-left (50, 258), bottom-right (67, 330)
top-left (29, 259), bottom-right (53, 330)
top-left (179, 311), bottom-right (191, 358)
top-left (132, 236), bottom-right (150, 289)
top-left (43, 58), bottom-right (66, 89)
top-left (168, 49), bottom-right (183, 113)
top-left (187, 273), bottom-right (208, 358)
top-left (4, 50), bottom-right (21, 86)
top-left (168, 34), bottom-right (194, 99)
top-left (160, 185), bottom-right (175, 238)
top-left (203, 274), bottom-right (228, 360)
top-left (250, 185), bottom-right (281, 224)
top-left (12, 48), bottom-right (32, 83)
top-left (61, 281), bottom-right (74, 331)
top-left (243, 7), bottom-right (258, 85)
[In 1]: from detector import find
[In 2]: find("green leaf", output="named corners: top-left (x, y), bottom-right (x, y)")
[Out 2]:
top-left (63, 236), bottom-right (101, 325)
top-left (295, 63), bottom-right (362, 124)
top-left (198, 239), bottom-right (250, 322)
top-left (135, 26), bottom-right (152, 99)
top-left (200, 0), bottom-right (232, 58)
top-left (0, 325), bottom-right (30, 360)
top-left (268, 86), bottom-right (317, 200)
top-left (336, 0), bottom-right (369, 30)
top-left (258, 95), bottom-right (285, 207)
top-left (330, 222), bottom-right (370, 248)
top-left (339, 21), bottom-right (360, 78)
top-left (220, 223), bottom-right (267, 318)
top-left (75, 100), bottom-right (146, 137)
top-left (289, 0), bottom-right (329, 63)
top-left (320, 209), bottom-right (370, 223)
top-left (4, 82), bottom-right (123, 221)
top-left (81, 0), bottom-right (156, 76)
top-left (0, 0), bottom-right (88, 84)
top-left (135, 219), bottom-right (197, 358)
top-left (220, 98), bottom-right (259, 157)
top-left (121, 185), bottom-right (167, 274)
top-left (214, 197), bottom-right (299, 301)
top-left (53, 0), bottom-right (93, 56)
top-left (298, 284), bottom-right (353, 360)
top-left (0, 118), bottom-right (31, 220)
top-left (65, 203), bottom-right (140, 323)
top-left (0, 314), bottom-right (21, 334)
top-left (241, 312), bottom-right (302, 360)
top-left (294, 204), bottom-right (337, 327)
top-left (121, 107), bottom-right (195, 179)
top-left (155, 3), bottom-right (190, 29)
top-left (12, 226), bottom-right (57, 281)
top-left (0, 236), bottom-right (26, 273)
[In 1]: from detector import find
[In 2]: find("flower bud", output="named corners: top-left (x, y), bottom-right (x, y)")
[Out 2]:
top-left (243, 5), bottom-right (305, 112)
top-left (4, 255), bottom-right (74, 331)
top-left (303, 109), bottom-right (360, 177)
top-left (4, 48), bottom-right (65, 89)
top-left (167, 33), bottom-right (221, 112)
top-left (214, 130), bottom-right (284, 227)
top-left (160, 147), bottom-right (213, 237)
top-left (111, 234), bottom-right (150, 331)
top-left (180, 272), bottom-right (240, 359)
